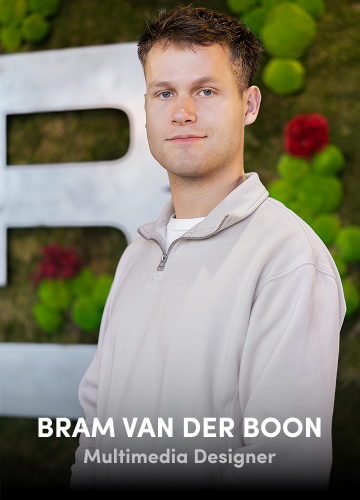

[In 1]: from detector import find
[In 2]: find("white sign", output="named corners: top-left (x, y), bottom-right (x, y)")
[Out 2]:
top-left (0, 43), bottom-right (170, 418)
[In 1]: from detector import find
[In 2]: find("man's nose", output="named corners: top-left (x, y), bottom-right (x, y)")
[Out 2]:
top-left (171, 95), bottom-right (196, 125)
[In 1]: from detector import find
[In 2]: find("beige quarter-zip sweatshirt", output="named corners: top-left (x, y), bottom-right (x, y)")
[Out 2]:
top-left (70, 172), bottom-right (346, 490)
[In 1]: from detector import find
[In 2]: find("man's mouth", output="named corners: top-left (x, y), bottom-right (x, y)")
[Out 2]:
top-left (167, 135), bottom-right (206, 144)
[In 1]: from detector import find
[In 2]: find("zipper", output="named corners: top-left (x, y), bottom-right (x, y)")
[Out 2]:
top-left (157, 253), bottom-right (168, 271)
top-left (154, 214), bottom-right (229, 272)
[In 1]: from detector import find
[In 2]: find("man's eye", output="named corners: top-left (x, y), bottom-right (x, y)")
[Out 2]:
top-left (159, 91), bottom-right (172, 98)
top-left (200, 89), bottom-right (213, 96)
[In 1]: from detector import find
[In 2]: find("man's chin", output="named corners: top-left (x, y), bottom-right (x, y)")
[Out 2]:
top-left (163, 165), bottom-right (213, 181)
top-left (156, 155), bottom-right (207, 176)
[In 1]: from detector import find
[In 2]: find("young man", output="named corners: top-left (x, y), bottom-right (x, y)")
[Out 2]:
top-left (71, 6), bottom-right (346, 491)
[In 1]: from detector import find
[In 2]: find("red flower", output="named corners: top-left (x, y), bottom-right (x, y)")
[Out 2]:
top-left (30, 242), bottom-right (81, 283)
top-left (284, 114), bottom-right (329, 159)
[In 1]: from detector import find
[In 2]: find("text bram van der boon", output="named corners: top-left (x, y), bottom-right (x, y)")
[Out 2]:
top-left (38, 417), bottom-right (322, 438)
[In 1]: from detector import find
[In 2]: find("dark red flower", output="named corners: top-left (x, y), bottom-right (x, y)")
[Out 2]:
top-left (284, 114), bottom-right (329, 159)
top-left (30, 242), bottom-right (81, 283)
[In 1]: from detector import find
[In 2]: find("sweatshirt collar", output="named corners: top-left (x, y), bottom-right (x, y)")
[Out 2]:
top-left (137, 172), bottom-right (269, 249)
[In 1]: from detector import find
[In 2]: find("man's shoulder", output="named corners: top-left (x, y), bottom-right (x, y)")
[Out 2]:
top-left (111, 233), bottom-right (147, 274)
top-left (119, 233), bottom-right (147, 259)
top-left (250, 196), bottom-right (340, 280)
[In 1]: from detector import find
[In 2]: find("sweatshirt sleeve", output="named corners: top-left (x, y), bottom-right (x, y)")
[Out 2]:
top-left (69, 287), bottom-right (112, 490)
top-left (68, 237), bottom-right (136, 490)
top-left (218, 263), bottom-right (345, 490)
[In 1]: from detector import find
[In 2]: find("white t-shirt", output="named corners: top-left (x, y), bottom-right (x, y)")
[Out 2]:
top-left (165, 213), bottom-right (205, 253)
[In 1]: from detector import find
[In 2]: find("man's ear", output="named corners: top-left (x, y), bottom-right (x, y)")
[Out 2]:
top-left (244, 86), bottom-right (261, 126)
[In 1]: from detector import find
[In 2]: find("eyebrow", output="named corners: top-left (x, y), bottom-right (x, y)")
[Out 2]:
top-left (147, 76), bottom-right (224, 90)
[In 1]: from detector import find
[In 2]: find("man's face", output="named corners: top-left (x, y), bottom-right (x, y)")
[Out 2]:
top-left (144, 43), bottom-right (259, 182)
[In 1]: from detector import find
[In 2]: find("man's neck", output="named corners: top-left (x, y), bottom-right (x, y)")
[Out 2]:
top-left (168, 169), bottom-right (246, 219)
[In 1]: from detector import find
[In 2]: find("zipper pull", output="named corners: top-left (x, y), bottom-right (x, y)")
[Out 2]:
top-left (157, 253), bottom-right (168, 271)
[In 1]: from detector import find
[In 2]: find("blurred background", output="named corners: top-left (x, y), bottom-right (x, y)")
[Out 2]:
top-left (0, 0), bottom-right (359, 491)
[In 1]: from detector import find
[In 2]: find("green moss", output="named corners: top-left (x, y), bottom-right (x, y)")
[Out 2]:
top-left (70, 268), bottom-right (96, 297)
top-left (293, 0), bottom-right (325, 19)
top-left (7, 109), bottom-right (130, 166)
top-left (262, 58), bottom-right (305, 95)
top-left (29, 0), bottom-right (60, 18)
top-left (276, 153), bottom-right (310, 182)
top-left (93, 274), bottom-right (113, 309)
top-left (226, 0), bottom-right (258, 13)
top-left (0, 26), bottom-right (22, 51)
top-left (262, 2), bottom-right (316, 58)
top-left (38, 279), bottom-right (72, 310)
top-left (298, 174), bottom-right (343, 214)
top-left (342, 280), bottom-right (360, 317)
top-left (260, 0), bottom-right (284, 9)
top-left (0, 226), bottom-right (126, 344)
top-left (311, 214), bottom-right (340, 246)
top-left (33, 302), bottom-right (63, 333)
top-left (71, 296), bottom-right (102, 331)
top-left (242, 6), bottom-right (268, 35)
top-left (268, 178), bottom-right (297, 205)
top-left (312, 144), bottom-right (345, 176)
top-left (21, 13), bottom-right (49, 42)
top-left (0, 0), bottom-right (26, 26)
top-left (335, 226), bottom-right (360, 263)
